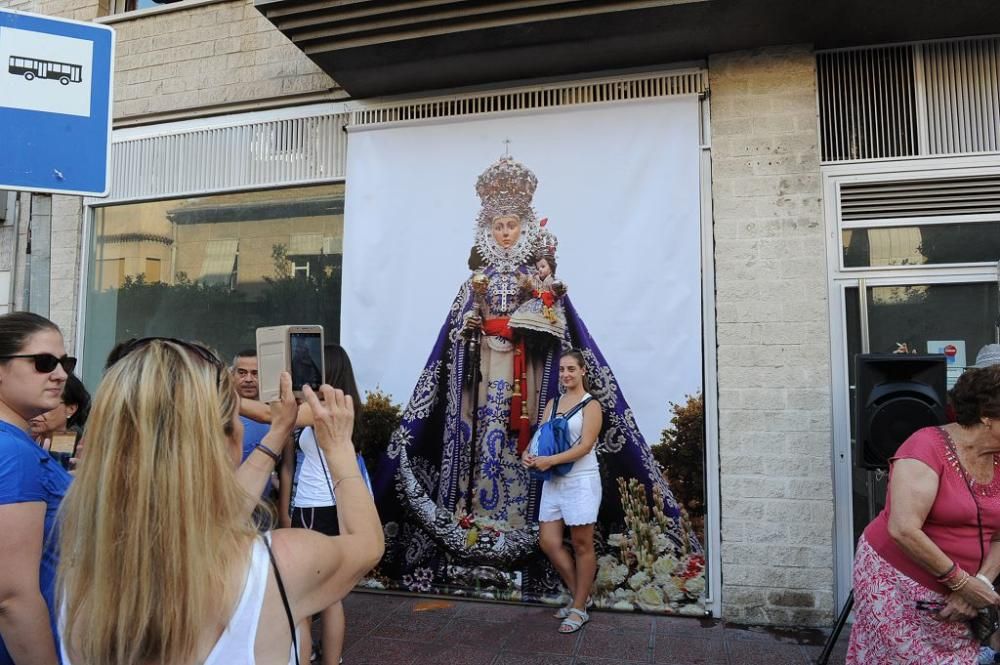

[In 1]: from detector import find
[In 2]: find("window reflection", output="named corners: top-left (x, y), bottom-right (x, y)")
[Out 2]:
top-left (83, 184), bottom-right (344, 386)
top-left (842, 221), bottom-right (1000, 268)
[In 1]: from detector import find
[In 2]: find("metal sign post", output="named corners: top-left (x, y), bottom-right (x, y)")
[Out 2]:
top-left (0, 8), bottom-right (114, 197)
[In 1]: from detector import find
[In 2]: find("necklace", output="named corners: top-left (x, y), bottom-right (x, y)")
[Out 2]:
top-left (941, 427), bottom-right (1000, 496)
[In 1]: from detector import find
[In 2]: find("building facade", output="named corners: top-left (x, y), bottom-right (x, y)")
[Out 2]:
top-left (2, 0), bottom-right (999, 627)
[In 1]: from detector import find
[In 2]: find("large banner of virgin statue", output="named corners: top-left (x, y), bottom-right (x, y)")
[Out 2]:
top-left (343, 97), bottom-right (707, 614)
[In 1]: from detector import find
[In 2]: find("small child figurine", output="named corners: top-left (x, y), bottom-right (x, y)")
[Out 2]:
top-left (510, 254), bottom-right (567, 340)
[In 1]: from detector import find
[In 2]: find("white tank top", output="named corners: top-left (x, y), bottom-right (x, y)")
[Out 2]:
top-left (294, 427), bottom-right (335, 508)
top-left (293, 427), bottom-right (372, 508)
top-left (61, 535), bottom-right (298, 665)
top-left (558, 392), bottom-right (599, 477)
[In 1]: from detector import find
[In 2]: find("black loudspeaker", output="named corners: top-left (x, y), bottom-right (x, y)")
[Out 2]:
top-left (855, 354), bottom-right (947, 469)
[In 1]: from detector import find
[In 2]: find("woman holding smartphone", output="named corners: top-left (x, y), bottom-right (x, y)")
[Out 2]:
top-left (0, 312), bottom-right (75, 665)
top-left (280, 343), bottom-right (371, 665)
top-left (522, 349), bottom-right (603, 634)
top-left (57, 338), bottom-right (383, 664)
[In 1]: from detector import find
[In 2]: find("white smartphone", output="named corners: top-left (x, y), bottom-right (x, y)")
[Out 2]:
top-left (255, 325), bottom-right (325, 401)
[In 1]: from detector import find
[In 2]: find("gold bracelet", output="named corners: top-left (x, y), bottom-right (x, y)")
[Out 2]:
top-left (333, 474), bottom-right (363, 492)
top-left (949, 571), bottom-right (971, 591)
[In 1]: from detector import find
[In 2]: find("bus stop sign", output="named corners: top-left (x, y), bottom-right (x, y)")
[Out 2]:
top-left (0, 8), bottom-right (114, 197)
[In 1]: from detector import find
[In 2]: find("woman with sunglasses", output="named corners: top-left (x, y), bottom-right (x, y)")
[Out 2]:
top-left (0, 311), bottom-right (75, 665)
top-left (57, 338), bottom-right (384, 665)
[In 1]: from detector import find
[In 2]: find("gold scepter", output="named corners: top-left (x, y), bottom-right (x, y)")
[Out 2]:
top-left (464, 271), bottom-right (489, 514)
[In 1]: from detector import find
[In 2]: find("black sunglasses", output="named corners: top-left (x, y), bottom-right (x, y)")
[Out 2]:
top-left (0, 353), bottom-right (78, 374)
top-left (116, 337), bottom-right (225, 384)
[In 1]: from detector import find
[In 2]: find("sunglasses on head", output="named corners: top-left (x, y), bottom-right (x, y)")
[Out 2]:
top-left (116, 337), bottom-right (225, 384)
top-left (0, 353), bottom-right (78, 374)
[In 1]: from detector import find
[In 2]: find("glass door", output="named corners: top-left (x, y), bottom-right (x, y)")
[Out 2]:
top-left (844, 280), bottom-right (999, 544)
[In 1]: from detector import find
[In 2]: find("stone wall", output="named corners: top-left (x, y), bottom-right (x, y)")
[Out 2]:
top-left (109, 0), bottom-right (338, 122)
top-left (709, 46), bottom-right (834, 626)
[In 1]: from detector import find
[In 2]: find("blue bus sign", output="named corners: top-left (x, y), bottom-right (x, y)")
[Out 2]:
top-left (0, 8), bottom-right (114, 197)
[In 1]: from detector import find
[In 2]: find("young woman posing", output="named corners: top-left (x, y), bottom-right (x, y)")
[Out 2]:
top-left (522, 349), bottom-right (603, 634)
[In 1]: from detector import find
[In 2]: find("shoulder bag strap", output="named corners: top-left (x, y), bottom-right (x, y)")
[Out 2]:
top-left (563, 395), bottom-right (594, 420)
top-left (262, 534), bottom-right (300, 665)
top-left (549, 394), bottom-right (561, 421)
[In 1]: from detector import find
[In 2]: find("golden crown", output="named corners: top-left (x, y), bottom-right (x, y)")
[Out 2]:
top-left (475, 156), bottom-right (538, 222)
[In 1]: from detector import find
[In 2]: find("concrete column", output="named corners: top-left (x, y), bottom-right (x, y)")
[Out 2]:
top-left (709, 45), bottom-right (834, 627)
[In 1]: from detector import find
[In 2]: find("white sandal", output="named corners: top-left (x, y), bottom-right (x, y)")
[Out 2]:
top-left (553, 597), bottom-right (593, 619)
top-left (558, 608), bottom-right (589, 633)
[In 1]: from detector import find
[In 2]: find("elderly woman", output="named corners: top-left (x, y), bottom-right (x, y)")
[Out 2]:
top-left (848, 364), bottom-right (1000, 663)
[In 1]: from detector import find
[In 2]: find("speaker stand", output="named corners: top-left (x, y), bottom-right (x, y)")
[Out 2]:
top-left (817, 589), bottom-right (852, 665)
top-left (818, 469), bottom-right (885, 664)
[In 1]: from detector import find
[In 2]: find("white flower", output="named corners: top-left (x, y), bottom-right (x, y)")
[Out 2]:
top-left (628, 571), bottom-right (650, 591)
top-left (612, 600), bottom-right (636, 611)
top-left (663, 579), bottom-right (686, 602)
top-left (652, 554), bottom-right (679, 579)
top-left (596, 562), bottom-right (629, 589)
top-left (654, 534), bottom-right (671, 554)
top-left (679, 602), bottom-right (708, 616)
top-left (684, 575), bottom-right (706, 597)
top-left (597, 554), bottom-right (618, 568)
top-left (636, 584), bottom-right (666, 609)
top-left (607, 533), bottom-right (625, 547)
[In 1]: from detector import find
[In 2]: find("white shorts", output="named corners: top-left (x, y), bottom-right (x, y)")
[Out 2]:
top-left (537, 473), bottom-right (602, 526)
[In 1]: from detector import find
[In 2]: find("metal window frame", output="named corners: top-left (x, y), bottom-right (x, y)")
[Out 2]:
top-left (823, 153), bottom-right (1000, 612)
top-left (818, 35), bottom-right (1000, 164)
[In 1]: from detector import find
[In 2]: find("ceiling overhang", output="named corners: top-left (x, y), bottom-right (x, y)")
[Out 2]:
top-left (254, 0), bottom-right (1000, 98)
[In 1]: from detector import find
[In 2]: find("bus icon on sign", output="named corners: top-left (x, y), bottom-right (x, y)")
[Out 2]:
top-left (8, 55), bottom-right (82, 85)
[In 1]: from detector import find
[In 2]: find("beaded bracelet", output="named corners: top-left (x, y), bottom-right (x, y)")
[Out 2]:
top-left (255, 443), bottom-right (281, 464)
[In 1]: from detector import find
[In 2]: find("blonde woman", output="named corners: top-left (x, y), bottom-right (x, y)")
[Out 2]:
top-left (57, 338), bottom-right (383, 665)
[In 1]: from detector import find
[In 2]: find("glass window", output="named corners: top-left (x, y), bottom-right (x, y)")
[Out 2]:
top-left (842, 221), bottom-right (1000, 267)
top-left (82, 184), bottom-right (345, 387)
top-left (846, 280), bottom-right (998, 544)
top-left (113, 0), bottom-right (169, 13)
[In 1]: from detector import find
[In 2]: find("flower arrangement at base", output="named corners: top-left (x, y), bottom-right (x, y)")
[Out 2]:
top-left (593, 477), bottom-right (706, 614)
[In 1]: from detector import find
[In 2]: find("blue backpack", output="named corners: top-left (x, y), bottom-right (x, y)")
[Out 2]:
top-left (528, 394), bottom-right (594, 481)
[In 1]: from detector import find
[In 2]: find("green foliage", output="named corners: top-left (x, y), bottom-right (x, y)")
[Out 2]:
top-left (107, 243), bottom-right (342, 360)
top-left (115, 272), bottom-right (251, 353)
top-left (652, 393), bottom-right (705, 537)
top-left (357, 388), bottom-right (403, 470)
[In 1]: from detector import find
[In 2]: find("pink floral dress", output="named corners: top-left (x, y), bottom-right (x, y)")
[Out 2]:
top-left (847, 536), bottom-right (978, 664)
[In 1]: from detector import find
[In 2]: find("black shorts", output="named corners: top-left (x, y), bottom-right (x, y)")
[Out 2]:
top-left (290, 505), bottom-right (339, 536)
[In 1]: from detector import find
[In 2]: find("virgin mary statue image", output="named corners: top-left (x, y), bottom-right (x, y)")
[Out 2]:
top-left (371, 155), bottom-right (706, 613)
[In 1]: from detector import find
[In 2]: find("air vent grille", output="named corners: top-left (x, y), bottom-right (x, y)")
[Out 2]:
top-left (922, 38), bottom-right (1000, 155)
top-left (817, 47), bottom-right (919, 162)
top-left (840, 174), bottom-right (1000, 222)
top-left (350, 71), bottom-right (707, 127)
top-left (109, 113), bottom-right (348, 202)
top-left (819, 37), bottom-right (1000, 162)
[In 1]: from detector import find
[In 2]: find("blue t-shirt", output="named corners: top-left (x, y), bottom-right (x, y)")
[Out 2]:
top-left (0, 420), bottom-right (72, 665)
top-left (240, 416), bottom-right (274, 496)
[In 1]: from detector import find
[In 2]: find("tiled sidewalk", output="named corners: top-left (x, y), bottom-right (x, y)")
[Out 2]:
top-left (338, 591), bottom-right (849, 664)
